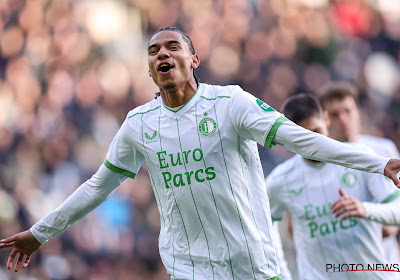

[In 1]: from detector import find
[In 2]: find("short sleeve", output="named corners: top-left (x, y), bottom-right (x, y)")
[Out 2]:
top-left (229, 86), bottom-right (287, 148)
top-left (266, 173), bottom-right (287, 221)
top-left (366, 172), bottom-right (400, 203)
top-left (104, 118), bottom-right (145, 179)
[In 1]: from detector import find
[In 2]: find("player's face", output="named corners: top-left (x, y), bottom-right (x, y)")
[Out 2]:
top-left (148, 31), bottom-right (199, 91)
top-left (297, 115), bottom-right (329, 136)
top-left (322, 96), bottom-right (360, 142)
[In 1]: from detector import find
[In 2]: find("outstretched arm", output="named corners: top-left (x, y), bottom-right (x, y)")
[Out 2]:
top-left (0, 164), bottom-right (126, 271)
top-left (274, 120), bottom-right (400, 187)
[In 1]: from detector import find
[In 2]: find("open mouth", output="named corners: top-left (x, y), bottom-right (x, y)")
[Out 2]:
top-left (158, 63), bottom-right (174, 74)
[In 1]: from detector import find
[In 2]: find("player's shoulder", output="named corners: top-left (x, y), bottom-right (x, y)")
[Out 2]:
top-left (199, 83), bottom-right (243, 100)
top-left (358, 134), bottom-right (399, 158)
top-left (126, 97), bottom-right (162, 120)
top-left (359, 134), bottom-right (396, 146)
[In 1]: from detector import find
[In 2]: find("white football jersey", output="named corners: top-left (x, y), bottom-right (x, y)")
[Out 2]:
top-left (105, 83), bottom-right (286, 280)
top-left (358, 134), bottom-right (400, 266)
top-left (358, 135), bottom-right (400, 159)
top-left (266, 154), bottom-right (400, 280)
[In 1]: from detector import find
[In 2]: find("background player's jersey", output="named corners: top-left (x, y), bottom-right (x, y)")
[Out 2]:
top-left (358, 135), bottom-right (400, 159)
top-left (358, 134), bottom-right (400, 267)
top-left (266, 153), bottom-right (400, 280)
top-left (105, 83), bottom-right (286, 280)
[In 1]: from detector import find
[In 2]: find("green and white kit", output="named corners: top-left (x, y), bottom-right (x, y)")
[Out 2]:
top-left (30, 83), bottom-right (391, 280)
top-left (105, 83), bottom-right (285, 279)
top-left (266, 153), bottom-right (400, 280)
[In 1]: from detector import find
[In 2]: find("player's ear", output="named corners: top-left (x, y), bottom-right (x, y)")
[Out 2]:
top-left (149, 70), bottom-right (152, 77)
top-left (191, 54), bottom-right (200, 70)
top-left (323, 110), bottom-right (330, 128)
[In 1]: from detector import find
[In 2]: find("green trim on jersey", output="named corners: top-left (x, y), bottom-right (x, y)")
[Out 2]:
top-left (214, 103), bottom-right (257, 278)
top-left (381, 190), bottom-right (400, 203)
top-left (176, 118), bottom-right (215, 279)
top-left (128, 105), bottom-right (161, 118)
top-left (103, 159), bottom-right (136, 179)
top-left (163, 84), bottom-right (200, 113)
top-left (200, 96), bottom-right (231, 100)
top-left (238, 136), bottom-right (272, 274)
top-left (264, 115), bottom-right (287, 149)
top-left (268, 275), bottom-right (281, 280)
top-left (271, 216), bottom-right (283, 221)
top-left (195, 99), bottom-right (235, 279)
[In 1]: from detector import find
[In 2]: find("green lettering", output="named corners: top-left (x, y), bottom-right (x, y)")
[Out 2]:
top-left (195, 169), bottom-right (205, 182)
top-left (339, 219), bottom-right (350, 230)
top-left (305, 204), bottom-right (315, 220)
top-left (331, 220), bottom-right (338, 233)
top-left (319, 223), bottom-right (331, 236)
top-left (169, 153), bottom-right (182, 166)
top-left (183, 150), bottom-right (192, 164)
top-left (308, 221), bottom-right (318, 238)
top-left (173, 173), bottom-right (185, 187)
top-left (193, 148), bottom-right (203, 162)
top-left (157, 151), bottom-right (169, 169)
top-left (316, 205), bottom-right (329, 218)
top-left (162, 171), bottom-right (172, 188)
top-left (185, 170), bottom-right (194, 185)
top-left (205, 166), bottom-right (216, 181)
top-left (349, 216), bottom-right (358, 227)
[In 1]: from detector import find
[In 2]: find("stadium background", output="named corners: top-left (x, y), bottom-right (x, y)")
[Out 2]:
top-left (0, 0), bottom-right (400, 279)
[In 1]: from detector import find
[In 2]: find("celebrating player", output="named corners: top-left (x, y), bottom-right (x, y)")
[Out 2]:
top-left (266, 94), bottom-right (400, 280)
top-left (1, 27), bottom-right (400, 280)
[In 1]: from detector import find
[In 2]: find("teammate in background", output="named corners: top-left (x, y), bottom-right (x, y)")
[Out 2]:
top-left (318, 81), bottom-right (400, 264)
top-left (266, 94), bottom-right (400, 280)
top-left (1, 27), bottom-right (400, 280)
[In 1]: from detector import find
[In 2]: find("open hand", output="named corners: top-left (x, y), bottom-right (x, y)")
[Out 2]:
top-left (331, 188), bottom-right (366, 220)
top-left (0, 230), bottom-right (42, 272)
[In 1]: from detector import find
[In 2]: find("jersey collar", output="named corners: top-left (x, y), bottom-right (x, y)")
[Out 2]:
top-left (161, 83), bottom-right (204, 118)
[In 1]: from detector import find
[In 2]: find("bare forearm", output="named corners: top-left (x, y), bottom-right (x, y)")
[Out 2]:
top-left (30, 164), bottom-right (126, 244)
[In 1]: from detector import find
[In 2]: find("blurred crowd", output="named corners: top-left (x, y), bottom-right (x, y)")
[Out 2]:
top-left (0, 0), bottom-right (400, 279)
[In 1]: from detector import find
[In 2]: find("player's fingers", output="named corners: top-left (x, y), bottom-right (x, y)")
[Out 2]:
top-left (332, 198), bottom-right (353, 213)
top-left (331, 199), bottom-right (347, 211)
top-left (14, 253), bottom-right (25, 272)
top-left (331, 200), bottom-right (341, 211)
top-left (338, 188), bottom-right (348, 198)
top-left (22, 255), bottom-right (31, 268)
top-left (384, 160), bottom-right (400, 188)
top-left (1, 235), bottom-right (18, 244)
top-left (334, 207), bottom-right (347, 218)
top-left (341, 209), bottom-right (360, 220)
top-left (7, 249), bottom-right (18, 269)
top-left (0, 241), bottom-right (15, 249)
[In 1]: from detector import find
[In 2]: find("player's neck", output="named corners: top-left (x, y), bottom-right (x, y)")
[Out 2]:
top-left (160, 79), bottom-right (198, 108)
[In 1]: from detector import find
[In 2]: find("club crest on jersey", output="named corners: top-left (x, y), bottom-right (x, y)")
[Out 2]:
top-left (341, 172), bottom-right (357, 187)
top-left (199, 114), bottom-right (217, 137)
top-left (256, 99), bottom-right (275, 112)
top-left (145, 131), bottom-right (158, 144)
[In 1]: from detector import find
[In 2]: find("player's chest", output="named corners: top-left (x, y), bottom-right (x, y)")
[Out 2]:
top-left (283, 165), bottom-right (366, 220)
top-left (134, 110), bottom-right (236, 168)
